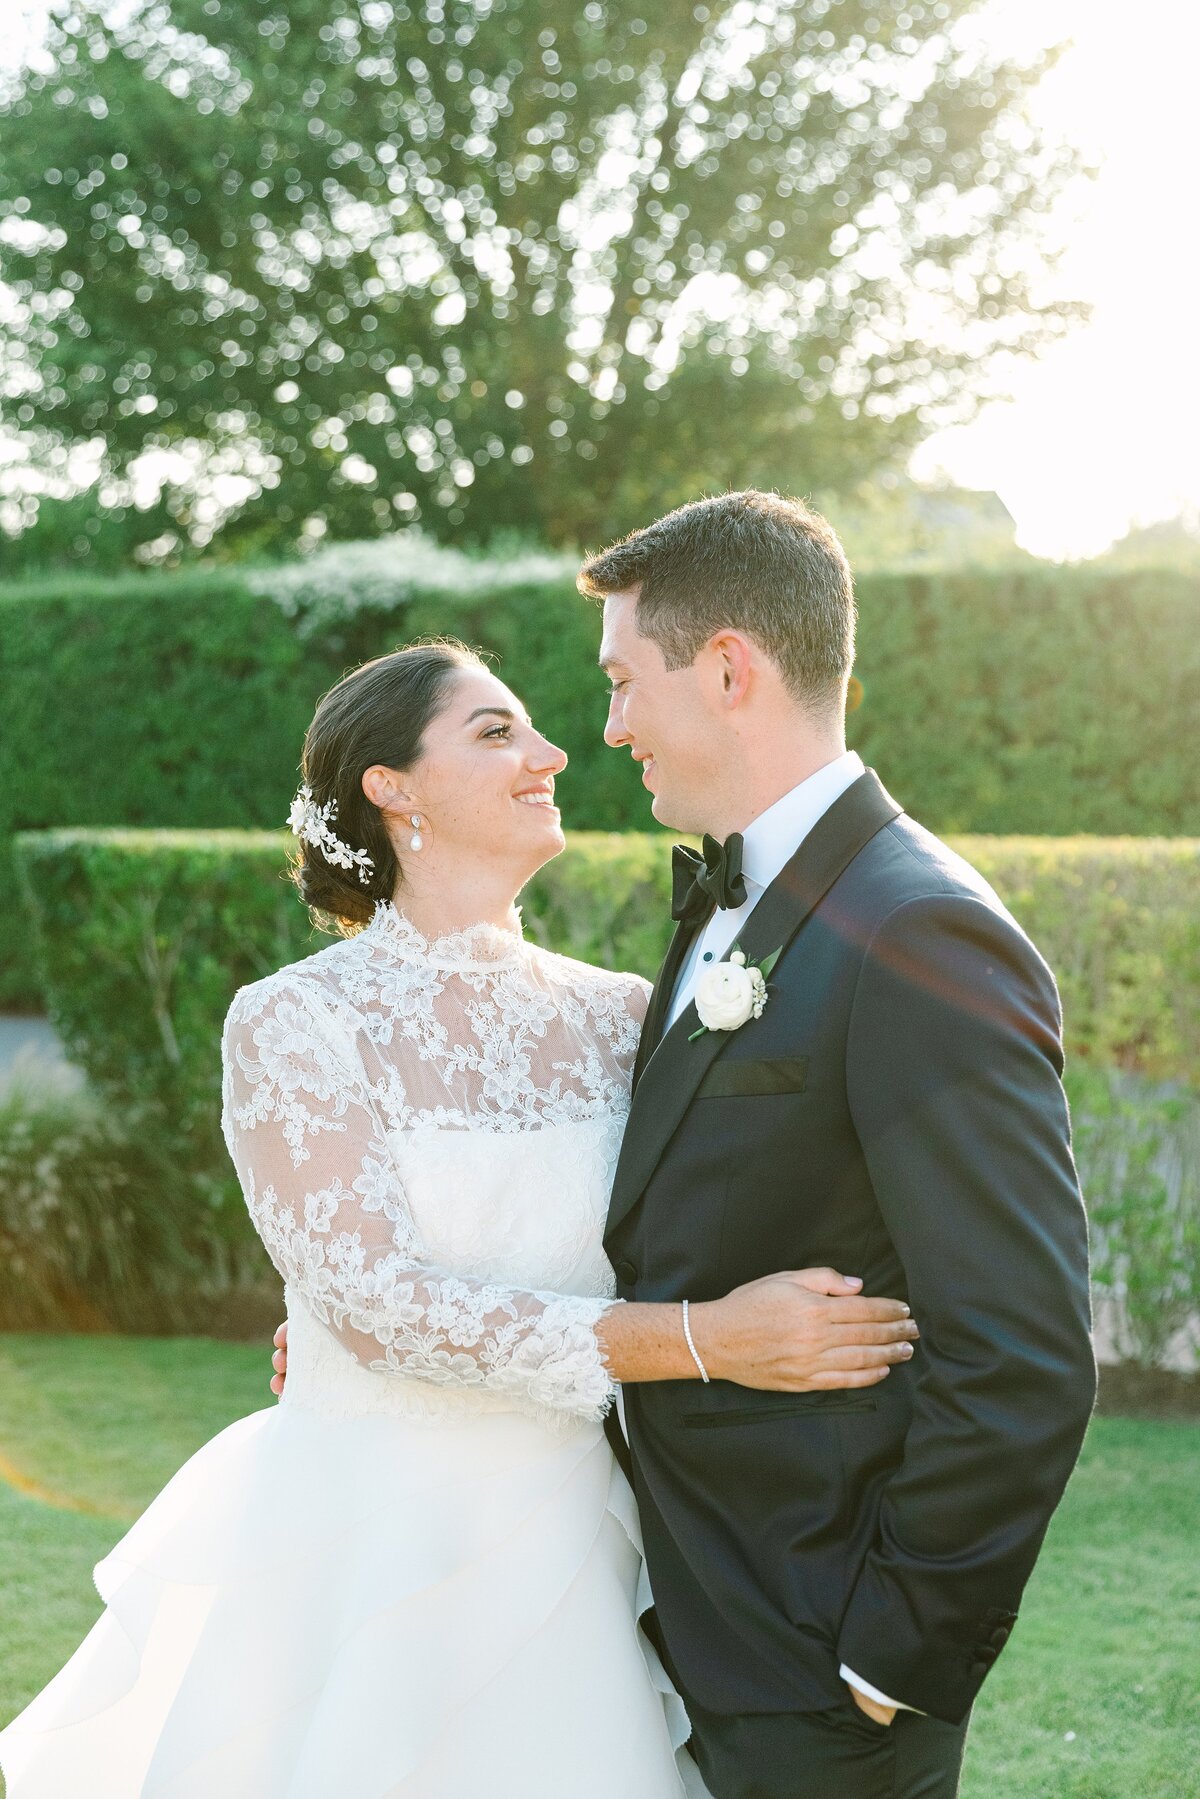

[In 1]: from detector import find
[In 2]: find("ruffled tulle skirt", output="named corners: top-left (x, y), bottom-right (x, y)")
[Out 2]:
top-left (0, 1378), bottom-right (703, 1796)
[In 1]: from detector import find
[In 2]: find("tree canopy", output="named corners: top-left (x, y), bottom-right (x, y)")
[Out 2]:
top-left (0, 0), bottom-right (1079, 557)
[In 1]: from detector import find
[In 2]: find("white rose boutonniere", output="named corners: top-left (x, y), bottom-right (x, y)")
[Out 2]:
top-left (690, 947), bottom-right (783, 1041)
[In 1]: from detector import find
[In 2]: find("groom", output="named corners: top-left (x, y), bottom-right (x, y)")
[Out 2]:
top-left (578, 490), bottom-right (1096, 1799)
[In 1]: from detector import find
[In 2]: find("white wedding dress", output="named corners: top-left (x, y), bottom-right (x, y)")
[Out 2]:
top-left (0, 898), bottom-right (706, 1798)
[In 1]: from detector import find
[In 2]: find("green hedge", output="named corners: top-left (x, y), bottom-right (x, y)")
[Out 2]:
top-left (15, 826), bottom-right (1198, 1110)
top-left (1, 559), bottom-right (1197, 1008)
top-left (845, 569), bottom-right (1200, 839)
top-left (957, 837), bottom-right (1200, 1081)
top-left (10, 828), bottom-right (1200, 1356)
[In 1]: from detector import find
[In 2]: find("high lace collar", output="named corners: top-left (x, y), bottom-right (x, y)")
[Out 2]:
top-left (366, 897), bottom-right (527, 974)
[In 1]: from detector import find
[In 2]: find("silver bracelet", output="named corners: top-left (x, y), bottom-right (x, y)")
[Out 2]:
top-left (681, 1299), bottom-right (710, 1383)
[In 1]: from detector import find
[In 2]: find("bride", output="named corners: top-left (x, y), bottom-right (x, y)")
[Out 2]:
top-left (0, 641), bottom-right (917, 1798)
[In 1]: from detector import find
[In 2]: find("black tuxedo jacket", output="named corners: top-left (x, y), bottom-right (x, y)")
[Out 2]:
top-left (603, 770), bottom-right (1096, 1726)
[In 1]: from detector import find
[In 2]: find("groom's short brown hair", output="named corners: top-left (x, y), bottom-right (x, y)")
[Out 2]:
top-left (577, 490), bottom-right (855, 713)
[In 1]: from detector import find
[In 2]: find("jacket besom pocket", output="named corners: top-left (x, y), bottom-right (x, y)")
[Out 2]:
top-left (682, 1391), bottom-right (877, 1427)
top-left (695, 1056), bottom-right (810, 1099)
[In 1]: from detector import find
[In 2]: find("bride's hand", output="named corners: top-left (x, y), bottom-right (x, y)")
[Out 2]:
top-left (690, 1269), bottom-right (918, 1391)
top-left (270, 1320), bottom-right (288, 1398)
top-left (269, 1278), bottom-right (915, 1396)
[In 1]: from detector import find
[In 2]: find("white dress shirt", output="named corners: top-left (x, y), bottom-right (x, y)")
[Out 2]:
top-left (666, 750), bottom-right (864, 1031)
top-left (662, 750), bottom-right (919, 1716)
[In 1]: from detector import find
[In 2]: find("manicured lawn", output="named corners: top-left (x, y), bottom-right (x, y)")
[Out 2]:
top-left (958, 1413), bottom-right (1200, 1796)
top-left (0, 1333), bottom-right (272, 1742)
top-left (1, 1335), bottom-right (1197, 1797)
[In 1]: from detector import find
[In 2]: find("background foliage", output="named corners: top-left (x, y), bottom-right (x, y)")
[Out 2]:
top-left (0, 1082), bottom-right (201, 1334)
top-left (1072, 1068), bottom-right (1200, 1372)
top-left (0, 0), bottom-right (1078, 556)
top-left (2, 549), bottom-right (1197, 1007)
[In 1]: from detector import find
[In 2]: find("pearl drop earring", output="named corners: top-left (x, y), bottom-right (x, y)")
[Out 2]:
top-left (409, 814), bottom-right (424, 853)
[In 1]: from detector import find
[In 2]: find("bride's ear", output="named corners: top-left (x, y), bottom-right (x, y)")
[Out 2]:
top-left (362, 765), bottom-right (411, 813)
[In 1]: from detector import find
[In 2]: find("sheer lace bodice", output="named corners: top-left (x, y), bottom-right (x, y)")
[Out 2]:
top-left (220, 898), bottom-right (651, 1426)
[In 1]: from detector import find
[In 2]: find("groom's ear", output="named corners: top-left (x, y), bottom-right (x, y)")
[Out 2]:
top-left (707, 630), bottom-right (755, 706)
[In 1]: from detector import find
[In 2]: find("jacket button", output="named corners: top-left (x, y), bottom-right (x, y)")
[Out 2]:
top-left (614, 1258), bottom-right (638, 1284)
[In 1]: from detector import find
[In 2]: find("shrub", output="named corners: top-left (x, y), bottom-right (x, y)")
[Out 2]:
top-left (0, 1083), bottom-right (209, 1332)
top-left (1, 551), bottom-right (1196, 1007)
top-left (245, 531), bottom-right (575, 637)
top-left (1067, 1067), bottom-right (1200, 1371)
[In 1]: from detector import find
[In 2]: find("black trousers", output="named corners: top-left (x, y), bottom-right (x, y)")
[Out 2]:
top-left (683, 1689), bottom-right (972, 1799)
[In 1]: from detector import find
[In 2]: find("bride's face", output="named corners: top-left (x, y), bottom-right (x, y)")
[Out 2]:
top-left (373, 666), bottom-right (568, 875)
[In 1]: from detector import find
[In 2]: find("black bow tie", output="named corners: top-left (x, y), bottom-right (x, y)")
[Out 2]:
top-left (671, 834), bottom-right (748, 924)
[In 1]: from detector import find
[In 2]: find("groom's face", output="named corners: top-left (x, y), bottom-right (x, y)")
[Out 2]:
top-left (599, 591), bottom-right (722, 833)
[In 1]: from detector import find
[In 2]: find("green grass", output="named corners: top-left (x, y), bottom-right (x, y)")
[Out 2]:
top-left (0, 1333), bottom-right (271, 1737)
top-left (958, 1413), bottom-right (1200, 1796)
top-left (0, 1333), bottom-right (271, 1519)
top-left (0, 1337), bottom-right (1197, 1796)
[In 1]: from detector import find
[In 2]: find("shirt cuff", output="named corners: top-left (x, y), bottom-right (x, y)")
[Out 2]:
top-left (839, 1663), bottom-right (924, 1716)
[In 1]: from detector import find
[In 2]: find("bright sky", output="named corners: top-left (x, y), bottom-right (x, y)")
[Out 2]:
top-left (5, 0), bottom-right (1197, 560)
top-left (913, 0), bottom-right (1200, 558)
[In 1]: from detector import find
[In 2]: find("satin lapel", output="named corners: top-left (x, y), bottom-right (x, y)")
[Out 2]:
top-left (631, 908), bottom-right (709, 1093)
top-left (606, 770), bottom-right (903, 1239)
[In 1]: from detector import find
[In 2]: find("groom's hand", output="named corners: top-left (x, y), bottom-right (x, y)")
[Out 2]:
top-left (848, 1686), bottom-right (897, 1728)
top-left (692, 1269), bottom-right (917, 1391)
top-left (270, 1320), bottom-right (288, 1398)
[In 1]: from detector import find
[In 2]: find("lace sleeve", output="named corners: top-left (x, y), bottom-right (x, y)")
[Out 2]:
top-left (219, 978), bottom-right (621, 1421)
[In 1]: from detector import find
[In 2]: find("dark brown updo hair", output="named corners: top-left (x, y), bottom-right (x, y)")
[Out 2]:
top-left (288, 638), bottom-right (488, 933)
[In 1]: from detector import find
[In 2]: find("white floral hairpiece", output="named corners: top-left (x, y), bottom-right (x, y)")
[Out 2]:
top-left (287, 782), bottom-right (376, 885)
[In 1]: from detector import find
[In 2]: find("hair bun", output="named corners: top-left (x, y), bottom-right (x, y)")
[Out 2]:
top-left (292, 857), bottom-right (377, 929)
